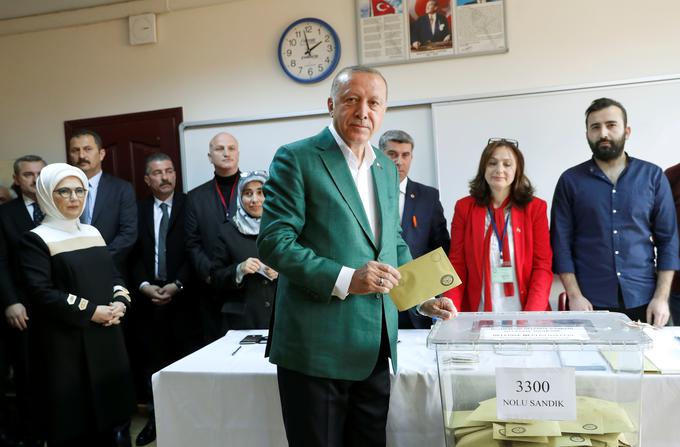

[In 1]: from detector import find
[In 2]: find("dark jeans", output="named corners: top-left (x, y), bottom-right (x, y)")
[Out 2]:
top-left (670, 292), bottom-right (680, 326)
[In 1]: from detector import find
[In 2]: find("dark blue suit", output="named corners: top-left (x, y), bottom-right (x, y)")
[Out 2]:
top-left (399, 179), bottom-right (450, 329)
top-left (90, 172), bottom-right (137, 269)
top-left (411, 13), bottom-right (451, 45)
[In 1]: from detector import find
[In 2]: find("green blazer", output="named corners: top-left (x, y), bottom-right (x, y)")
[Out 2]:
top-left (257, 127), bottom-right (412, 381)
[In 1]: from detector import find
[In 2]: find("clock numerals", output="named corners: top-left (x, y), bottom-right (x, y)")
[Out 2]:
top-left (279, 18), bottom-right (340, 83)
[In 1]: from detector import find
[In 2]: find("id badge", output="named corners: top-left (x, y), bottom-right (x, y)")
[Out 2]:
top-left (491, 262), bottom-right (513, 283)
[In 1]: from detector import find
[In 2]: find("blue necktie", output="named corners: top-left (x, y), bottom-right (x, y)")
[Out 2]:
top-left (32, 203), bottom-right (44, 225)
top-left (81, 182), bottom-right (93, 224)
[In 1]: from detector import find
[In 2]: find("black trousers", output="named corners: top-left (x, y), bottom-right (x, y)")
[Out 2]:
top-left (276, 315), bottom-right (391, 447)
top-left (593, 286), bottom-right (649, 323)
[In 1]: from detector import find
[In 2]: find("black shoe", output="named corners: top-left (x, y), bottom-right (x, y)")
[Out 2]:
top-left (115, 426), bottom-right (132, 447)
top-left (134, 418), bottom-right (155, 446)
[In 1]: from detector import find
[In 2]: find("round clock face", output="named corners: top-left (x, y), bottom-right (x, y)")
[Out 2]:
top-left (278, 18), bottom-right (341, 84)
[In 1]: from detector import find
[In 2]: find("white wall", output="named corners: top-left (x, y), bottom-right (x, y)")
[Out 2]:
top-left (1, 0), bottom-right (680, 170)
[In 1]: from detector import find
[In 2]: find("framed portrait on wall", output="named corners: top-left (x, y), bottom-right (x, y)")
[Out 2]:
top-left (356, 0), bottom-right (507, 66)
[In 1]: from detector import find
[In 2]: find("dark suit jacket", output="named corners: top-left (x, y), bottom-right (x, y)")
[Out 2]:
top-left (258, 128), bottom-right (411, 380)
top-left (185, 177), bottom-right (238, 283)
top-left (0, 198), bottom-right (36, 310)
top-left (90, 172), bottom-right (137, 267)
top-left (411, 13), bottom-right (450, 44)
top-left (131, 192), bottom-right (191, 288)
top-left (399, 179), bottom-right (450, 328)
top-left (665, 163), bottom-right (680, 294)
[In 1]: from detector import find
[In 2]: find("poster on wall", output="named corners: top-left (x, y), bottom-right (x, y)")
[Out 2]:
top-left (356, 0), bottom-right (506, 66)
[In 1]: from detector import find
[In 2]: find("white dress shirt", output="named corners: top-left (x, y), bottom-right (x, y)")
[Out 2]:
top-left (328, 124), bottom-right (381, 299)
top-left (139, 194), bottom-right (174, 289)
top-left (398, 177), bottom-right (408, 221)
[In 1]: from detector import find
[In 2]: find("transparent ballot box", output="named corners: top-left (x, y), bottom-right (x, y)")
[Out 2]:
top-left (427, 312), bottom-right (650, 447)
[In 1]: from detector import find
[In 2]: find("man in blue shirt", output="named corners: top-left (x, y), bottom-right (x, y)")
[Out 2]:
top-left (551, 97), bottom-right (680, 326)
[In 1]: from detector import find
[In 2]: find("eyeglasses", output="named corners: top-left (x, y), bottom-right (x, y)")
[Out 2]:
top-left (53, 187), bottom-right (86, 199)
top-left (488, 138), bottom-right (519, 148)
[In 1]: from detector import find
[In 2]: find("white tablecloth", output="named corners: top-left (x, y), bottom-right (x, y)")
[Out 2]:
top-left (153, 329), bottom-right (680, 447)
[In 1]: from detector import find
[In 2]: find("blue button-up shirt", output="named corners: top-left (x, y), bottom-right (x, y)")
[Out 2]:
top-left (551, 155), bottom-right (680, 308)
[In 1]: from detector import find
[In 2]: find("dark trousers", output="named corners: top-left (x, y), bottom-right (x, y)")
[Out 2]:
top-left (276, 315), bottom-right (391, 447)
top-left (49, 428), bottom-right (117, 447)
top-left (593, 287), bottom-right (648, 323)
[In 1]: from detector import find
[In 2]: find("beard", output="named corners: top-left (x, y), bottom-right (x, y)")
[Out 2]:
top-left (588, 135), bottom-right (625, 161)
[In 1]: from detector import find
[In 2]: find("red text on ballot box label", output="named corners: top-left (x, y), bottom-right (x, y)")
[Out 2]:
top-left (495, 367), bottom-right (576, 421)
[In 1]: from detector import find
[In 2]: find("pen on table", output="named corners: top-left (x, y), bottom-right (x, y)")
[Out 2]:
top-left (231, 346), bottom-right (242, 356)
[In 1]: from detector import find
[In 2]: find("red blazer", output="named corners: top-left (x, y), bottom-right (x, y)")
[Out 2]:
top-left (444, 195), bottom-right (553, 312)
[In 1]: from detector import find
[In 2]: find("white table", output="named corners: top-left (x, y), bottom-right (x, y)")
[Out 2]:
top-left (153, 329), bottom-right (679, 447)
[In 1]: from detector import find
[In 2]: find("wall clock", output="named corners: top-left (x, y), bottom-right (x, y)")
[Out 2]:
top-left (278, 18), bottom-right (341, 83)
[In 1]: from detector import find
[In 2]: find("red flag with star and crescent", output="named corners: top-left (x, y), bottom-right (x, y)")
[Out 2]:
top-left (372, 0), bottom-right (396, 16)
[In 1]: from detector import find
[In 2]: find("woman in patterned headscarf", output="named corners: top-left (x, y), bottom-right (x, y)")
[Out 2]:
top-left (19, 163), bottom-right (134, 447)
top-left (211, 170), bottom-right (278, 334)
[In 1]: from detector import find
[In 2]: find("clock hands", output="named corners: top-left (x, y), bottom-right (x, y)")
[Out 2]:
top-left (303, 31), bottom-right (311, 56)
top-left (306, 41), bottom-right (322, 55)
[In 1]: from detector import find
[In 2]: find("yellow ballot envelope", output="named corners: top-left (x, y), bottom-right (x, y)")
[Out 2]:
top-left (389, 247), bottom-right (461, 311)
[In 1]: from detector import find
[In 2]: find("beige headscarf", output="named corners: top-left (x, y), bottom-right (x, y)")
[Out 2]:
top-left (35, 163), bottom-right (89, 232)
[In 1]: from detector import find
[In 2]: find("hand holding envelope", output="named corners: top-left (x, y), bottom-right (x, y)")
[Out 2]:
top-left (389, 247), bottom-right (462, 313)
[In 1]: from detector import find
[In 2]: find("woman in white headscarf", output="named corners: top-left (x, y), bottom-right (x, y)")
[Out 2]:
top-left (19, 163), bottom-right (135, 447)
top-left (210, 171), bottom-right (278, 334)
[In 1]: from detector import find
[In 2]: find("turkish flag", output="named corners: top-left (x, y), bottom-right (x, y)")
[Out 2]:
top-left (372, 0), bottom-right (396, 16)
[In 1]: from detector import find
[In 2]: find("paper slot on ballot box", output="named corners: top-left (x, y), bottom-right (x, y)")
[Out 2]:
top-left (389, 247), bottom-right (461, 311)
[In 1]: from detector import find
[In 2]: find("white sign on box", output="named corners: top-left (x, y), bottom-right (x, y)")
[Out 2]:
top-left (480, 326), bottom-right (589, 341)
top-left (495, 367), bottom-right (576, 421)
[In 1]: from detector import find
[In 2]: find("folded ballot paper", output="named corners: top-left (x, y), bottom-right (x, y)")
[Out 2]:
top-left (389, 247), bottom-right (461, 311)
top-left (446, 396), bottom-right (634, 446)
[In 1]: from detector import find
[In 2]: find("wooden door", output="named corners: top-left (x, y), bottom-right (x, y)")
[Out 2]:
top-left (64, 107), bottom-right (184, 198)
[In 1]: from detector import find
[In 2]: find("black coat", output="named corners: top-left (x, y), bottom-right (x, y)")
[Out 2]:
top-left (0, 198), bottom-right (36, 310)
top-left (210, 222), bottom-right (277, 331)
top-left (20, 229), bottom-right (135, 443)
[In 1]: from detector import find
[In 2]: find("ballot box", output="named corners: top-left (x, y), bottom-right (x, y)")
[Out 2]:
top-left (427, 312), bottom-right (650, 447)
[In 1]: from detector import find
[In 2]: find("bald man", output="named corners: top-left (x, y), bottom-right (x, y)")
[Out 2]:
top-left (186, 132), bottom-right (241, 343)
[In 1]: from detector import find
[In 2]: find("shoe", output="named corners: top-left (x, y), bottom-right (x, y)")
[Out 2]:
top-left (115, 426), bottom-right (132, 447)
top-left (134, 418), bottom-right (156, 446)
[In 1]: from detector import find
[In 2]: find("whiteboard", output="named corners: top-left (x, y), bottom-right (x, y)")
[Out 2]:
top-left (180, 104), bottom-right (435, 191)
top-left (433, 78), bottom-right (680, 221)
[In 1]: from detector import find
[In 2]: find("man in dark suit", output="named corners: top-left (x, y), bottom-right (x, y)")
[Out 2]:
top-left (67, 129), bottom-right (137, 447)
top-left (67, 129), bottom-right (137, 269)
top-left (411, 0), bottom-right (451, 49)
top-left (379, 129), bottom-right (450, 328)
top-left (258, 66), bottom-right (455, 447)
top-left (186, 132), bottom-right (240, 343)
top-left (130, 153), bottom-right (200, 446)
top-left (0, 155), bottom-right (46, 447)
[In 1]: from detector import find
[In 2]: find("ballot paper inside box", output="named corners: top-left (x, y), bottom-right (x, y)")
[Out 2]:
top-left (427, 311), bottom-right (651, 447)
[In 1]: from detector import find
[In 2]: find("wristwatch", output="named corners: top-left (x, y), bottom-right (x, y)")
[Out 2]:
top-left (174, 280), bottom-right (184, 292)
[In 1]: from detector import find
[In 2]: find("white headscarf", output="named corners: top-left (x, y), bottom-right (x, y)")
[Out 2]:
top-left (232, 171), bottom-right (268, 236)
top-left (36, 163), bottom-right (89, 233)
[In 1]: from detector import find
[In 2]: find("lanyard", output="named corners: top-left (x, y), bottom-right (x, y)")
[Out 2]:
top-left (487, 207), bottom-right (510, 258)
top-left (214, 178), bottom-right (237, 217)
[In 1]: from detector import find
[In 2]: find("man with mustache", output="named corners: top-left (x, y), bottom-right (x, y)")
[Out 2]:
top-left (67, 129), bottom-right (137, 447)
top-left (130, 153), bottom-right (200, 446)
top-left (551, 97), bottom-right (679, 326)
top-left (186, 132), bottom-right (241, 343)
top-left (67, 129), bottom-right (137, 271)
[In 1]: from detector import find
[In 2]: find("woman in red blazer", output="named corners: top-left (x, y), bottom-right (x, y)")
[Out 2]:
top-left (444, 138), bottom-right (553, 312)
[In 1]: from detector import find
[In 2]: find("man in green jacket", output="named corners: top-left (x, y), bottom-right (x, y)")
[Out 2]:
top-left (258, 65), bottom-right (454, 446)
